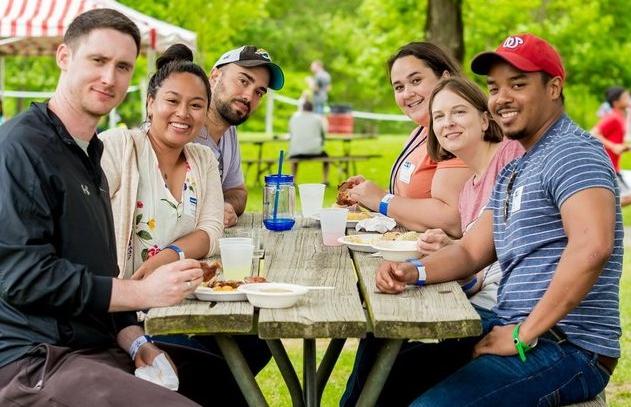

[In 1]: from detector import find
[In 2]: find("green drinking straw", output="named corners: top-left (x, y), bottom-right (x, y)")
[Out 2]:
top-left (272, 150), bottom-right (284, 221)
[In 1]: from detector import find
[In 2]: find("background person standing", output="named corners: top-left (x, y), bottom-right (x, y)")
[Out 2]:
top-left (309, 60), bottom-right (331, 114)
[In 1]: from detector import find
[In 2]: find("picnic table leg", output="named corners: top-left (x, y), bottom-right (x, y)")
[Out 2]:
top-left (356, 338), bottom-right (404, 407)
top-left (316, 338), bottom-right (346, 403)
top-left (266, 339), bottom-right (305, 407)
top-left (215, 335), bottom-right (269, 407)
top-left (303, 338), bottom-right (318, 407)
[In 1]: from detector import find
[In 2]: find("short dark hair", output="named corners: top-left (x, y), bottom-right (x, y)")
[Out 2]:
top-left (302, 100), bottom-right (314, 111)
top-left (427, 77), bottom-right (504, 162)
top-left (146, 44), bottom-right (212, 113)
top-left (64, 9), bottom-right (141, 55)
top-left (387, 41), bottom-right (461, 80)
top-left (606, 86), bottom-right (626, 107)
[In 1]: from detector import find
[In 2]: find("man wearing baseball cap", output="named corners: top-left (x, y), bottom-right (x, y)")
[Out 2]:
top-left (195, 45), bottom-right (285, 227)
top-left (377, 34), bottom-right (621, 406)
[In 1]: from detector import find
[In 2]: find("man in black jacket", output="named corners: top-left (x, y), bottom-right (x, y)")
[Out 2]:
top-left (0, 9), bottom-right (203, 406)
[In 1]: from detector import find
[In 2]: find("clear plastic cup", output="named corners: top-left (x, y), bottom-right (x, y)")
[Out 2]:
top-left (298, 183), bottom-right (326, 218)
top-left (319, 208), bottom-right (348, 246)
top-left (220, 243), bottom-right (254, 280)
top-left (219, 237), bottom-right (253, 247)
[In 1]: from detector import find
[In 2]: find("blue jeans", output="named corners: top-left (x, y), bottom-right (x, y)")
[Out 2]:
top-left (340, 307), bottom-right (497, 407)
top-left (410, 314), bottom-right (611, 407)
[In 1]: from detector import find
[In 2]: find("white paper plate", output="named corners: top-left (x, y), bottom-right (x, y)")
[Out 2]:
top-left (337, 234), bottom-right (382, 252)
top-left (371, 240), bottom-right (420, 262)
top-left (194, 287), bottom-right (247, 302)
top-left (238, 283), bottom-right (309, 308)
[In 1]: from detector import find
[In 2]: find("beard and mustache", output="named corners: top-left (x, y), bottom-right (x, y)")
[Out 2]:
top-left (213, 78), bottom-right (252, 126)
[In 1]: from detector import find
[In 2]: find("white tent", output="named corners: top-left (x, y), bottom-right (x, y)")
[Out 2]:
top-left (0, 0), bottom-right (197, 124)
top-left (0, 0), bottom-right (196, 55)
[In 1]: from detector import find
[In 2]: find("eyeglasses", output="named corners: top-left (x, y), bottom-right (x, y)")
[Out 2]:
top-left (503, 168), bottom-right (519, 222)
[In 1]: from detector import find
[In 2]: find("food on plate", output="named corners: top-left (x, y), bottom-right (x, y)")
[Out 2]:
top-left (201, 260), bottom-right (221, 282)
top-left (345, 235), bottom-right (378, 244)
top-left (381, 231), bottom-right (419, 241)
top-left (346, 211), bottom-right (373, 221)
top-left (244, 276), bottom-right (268, 284)
top-left (396, 231), bottom-right (419, 241)
top-left (336, 181), bottom-right (356, 206)
top-left (200, 275), bottom-right (267, 290)
top-left (210, 280), bottom-right (243, 291)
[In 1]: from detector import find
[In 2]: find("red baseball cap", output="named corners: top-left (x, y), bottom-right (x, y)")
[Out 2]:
top-left (471, 34), bottom-right (565, 80)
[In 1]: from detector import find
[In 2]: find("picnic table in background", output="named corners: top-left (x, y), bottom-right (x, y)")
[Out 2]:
top-left (144, 213), bottom-right (481, 407)
top-left (241, 134), bottom-right (382, 184)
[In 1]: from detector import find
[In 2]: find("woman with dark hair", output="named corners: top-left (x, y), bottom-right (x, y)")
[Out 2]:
top-left (344, 42), bottom-right (471, 236)
top-left (100, 45), bottom-right (269, 406)
top-left (101, 43), bottom-right (221, 280)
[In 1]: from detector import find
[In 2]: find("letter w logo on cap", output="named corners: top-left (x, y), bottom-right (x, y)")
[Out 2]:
top-left (503, 36), bottom-right (524, 49)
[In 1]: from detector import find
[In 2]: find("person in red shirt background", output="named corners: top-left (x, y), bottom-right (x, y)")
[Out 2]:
top-left (592, 87), bottom-right (630, 185)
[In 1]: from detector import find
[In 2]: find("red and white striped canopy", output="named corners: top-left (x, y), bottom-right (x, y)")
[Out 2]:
top-left (0, 0), bottom-right (196, 56)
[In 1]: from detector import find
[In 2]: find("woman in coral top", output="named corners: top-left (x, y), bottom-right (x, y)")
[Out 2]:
top-left (345, 42), bottom-right (471, 236)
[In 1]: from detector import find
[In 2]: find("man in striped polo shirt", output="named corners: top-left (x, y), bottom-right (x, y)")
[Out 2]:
top-left (376, 34), bottom-right (621, 406)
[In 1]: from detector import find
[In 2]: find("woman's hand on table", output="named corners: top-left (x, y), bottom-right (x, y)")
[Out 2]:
top-left (347, 181), bottom-right (386, 211)
top-left (417, 228), bottom-right (453, 255)
top-left (139, 259), bottom-right (202, 307)
top-left (376, 261), bottom-right (418, 294)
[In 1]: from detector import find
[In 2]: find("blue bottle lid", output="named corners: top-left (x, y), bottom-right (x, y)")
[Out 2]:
top-left (264, 174), bottom-right (294, 184)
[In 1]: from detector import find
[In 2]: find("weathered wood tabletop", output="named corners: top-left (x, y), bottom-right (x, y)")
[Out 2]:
top-left (144, 213), bottom-right (481, 407)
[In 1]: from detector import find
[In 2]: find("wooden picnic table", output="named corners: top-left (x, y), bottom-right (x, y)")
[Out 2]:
top-left (145, 213), bottom-right (481, 407)
top-left (241, 134), bottom-right (380, 184)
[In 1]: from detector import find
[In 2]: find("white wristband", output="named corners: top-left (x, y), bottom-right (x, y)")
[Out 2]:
top-left (129, 335), bottom-right (150, 360)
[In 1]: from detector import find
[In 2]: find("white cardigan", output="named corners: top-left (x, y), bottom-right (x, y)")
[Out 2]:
top-left (99, 127), bottom-right (224, 278)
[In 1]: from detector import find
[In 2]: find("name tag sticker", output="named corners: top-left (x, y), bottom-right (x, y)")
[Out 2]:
top-left (184, 196), bottom-right (197, 217)
top-left (511, 186), bottom-right (524, 213)
top-left (399, 161), bottom-right (415, 184)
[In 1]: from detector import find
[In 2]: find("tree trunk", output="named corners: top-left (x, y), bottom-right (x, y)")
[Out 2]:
top-left (425, 0), bottom-right (464, 64)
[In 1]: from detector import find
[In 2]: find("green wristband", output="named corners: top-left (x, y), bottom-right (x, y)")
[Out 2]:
top-left (513, 323), bottom-right (532, 362)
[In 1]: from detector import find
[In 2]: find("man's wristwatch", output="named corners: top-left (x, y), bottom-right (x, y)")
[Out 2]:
top-left (164, 244), bottom-right (185, 260)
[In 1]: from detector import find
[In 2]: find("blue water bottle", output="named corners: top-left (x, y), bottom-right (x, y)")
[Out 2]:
top-left (263, 174), bottom-right (296, 231)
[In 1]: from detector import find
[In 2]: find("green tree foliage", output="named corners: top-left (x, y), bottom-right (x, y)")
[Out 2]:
top-left (2, 0), bottom-right (629, 131)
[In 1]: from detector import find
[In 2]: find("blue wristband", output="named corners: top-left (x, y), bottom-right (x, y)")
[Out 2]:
top-left (407, 258), bottom-right (426, 286)
top-left (379, 194), bottom-right (394, 216)
top-left (164, 244), bottom-right (185, 260)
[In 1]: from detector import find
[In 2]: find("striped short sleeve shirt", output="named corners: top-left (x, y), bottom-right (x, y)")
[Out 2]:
top-left (487, 114), bottom-right (622, 358)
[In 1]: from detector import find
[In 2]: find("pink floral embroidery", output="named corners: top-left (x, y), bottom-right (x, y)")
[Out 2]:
top-left (147, 245), bottom-right (161, 257)
top-left (136, 201), bottom-right (144, 209)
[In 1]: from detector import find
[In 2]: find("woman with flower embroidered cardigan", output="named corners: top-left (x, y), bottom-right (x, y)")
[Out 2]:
top-left (100, 44), bottom-right (223, 280)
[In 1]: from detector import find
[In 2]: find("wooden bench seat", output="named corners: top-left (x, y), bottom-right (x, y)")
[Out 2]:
top-left (243, 153), bottom-right (382, 184)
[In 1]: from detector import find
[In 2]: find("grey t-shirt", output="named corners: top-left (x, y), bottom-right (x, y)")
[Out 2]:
top-left (195, 126), bottom-right (244, 190)
top-left (288, 111), bottom-right (325, 157)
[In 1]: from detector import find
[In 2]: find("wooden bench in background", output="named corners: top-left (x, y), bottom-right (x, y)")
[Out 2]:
top-left (243, 153), bottom-right (382, 184)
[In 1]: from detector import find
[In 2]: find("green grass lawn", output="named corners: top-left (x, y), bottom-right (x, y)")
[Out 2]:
top-left (239, 132), bottom-right (631, 405)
